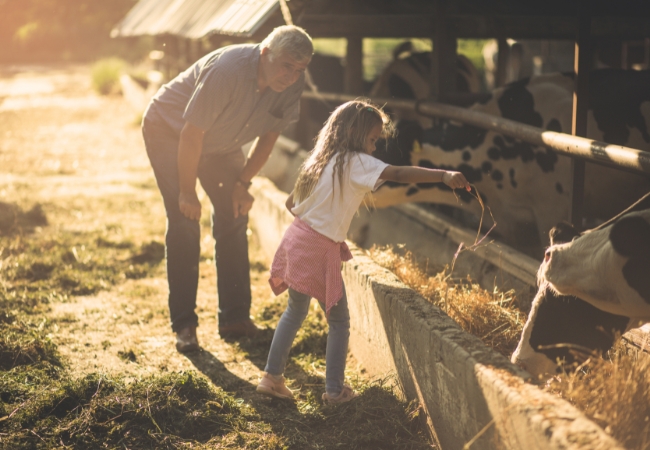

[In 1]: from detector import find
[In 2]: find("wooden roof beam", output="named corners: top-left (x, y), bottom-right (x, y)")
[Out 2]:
top-left (298, 14), bottom-right (650, 39)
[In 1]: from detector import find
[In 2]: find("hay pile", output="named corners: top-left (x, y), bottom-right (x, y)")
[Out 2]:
top-left (369, 246), bottom-right (524, 357)
top-left (545, 343), bottom-right (650, 449)
top-left (370, 245), bottom-right (650, 449)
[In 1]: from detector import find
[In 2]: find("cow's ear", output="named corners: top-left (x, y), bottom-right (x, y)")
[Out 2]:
top-left (549, 221), bottom-right (579, 245)
top-left (610, 216), bottom-right (650, 257)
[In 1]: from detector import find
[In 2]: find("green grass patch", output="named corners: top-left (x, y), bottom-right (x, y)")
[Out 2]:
top-left (0, 313), bottom-right (61, 371)
top-left (3, 228), bottom-right (163, 300)
top-left (1, 371), bottom-right (257, 449)
top-left (91, 57), bottom-right (126, 95)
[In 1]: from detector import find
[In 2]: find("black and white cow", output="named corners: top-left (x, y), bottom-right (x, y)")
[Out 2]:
top-left (371, 70), bottom-right (650, 252)
top-left (542, 196), bottom-right (650, 319)
top-left (511, 193), bottom-right (650, 378)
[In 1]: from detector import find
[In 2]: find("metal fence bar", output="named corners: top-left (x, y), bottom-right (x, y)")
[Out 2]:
top-left (301, 90), bottom-right (650, 176)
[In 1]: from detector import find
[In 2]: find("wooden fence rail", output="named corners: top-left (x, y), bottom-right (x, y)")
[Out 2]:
top-left (301, 91), bottom-right (650, 176)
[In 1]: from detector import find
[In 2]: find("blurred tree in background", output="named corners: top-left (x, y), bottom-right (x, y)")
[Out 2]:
top-left (0, 0), bottom-right (151, 63)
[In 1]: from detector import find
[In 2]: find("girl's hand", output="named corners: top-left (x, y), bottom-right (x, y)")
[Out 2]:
top-left (442, 171), bottom-right (471, 192)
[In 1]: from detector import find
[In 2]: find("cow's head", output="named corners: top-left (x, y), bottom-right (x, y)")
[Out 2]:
top-left (512, 221), bottom-right (631, 379)
top-left (542, 210), bottom-right (650, 319)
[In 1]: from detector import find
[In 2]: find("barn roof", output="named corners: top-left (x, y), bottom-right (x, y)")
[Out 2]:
top-left (110, 0), bottom-right (280, 39)
top-left (111, 0), bottom-right (650, 40)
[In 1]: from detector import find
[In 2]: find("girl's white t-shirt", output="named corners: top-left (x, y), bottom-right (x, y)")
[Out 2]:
top-left (291, 152), bottom-right (389, 243)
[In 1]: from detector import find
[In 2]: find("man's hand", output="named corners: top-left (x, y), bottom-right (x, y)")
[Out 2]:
top-left (442, 171), bottom-right (472, 192)
top-left (232, 183), bottom-right (255, 218)
top-left (179, 191), bottom-right (202, 221)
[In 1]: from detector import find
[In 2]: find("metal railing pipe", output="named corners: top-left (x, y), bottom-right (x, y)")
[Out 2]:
top-left (301, 90), bottom-right (650, 176)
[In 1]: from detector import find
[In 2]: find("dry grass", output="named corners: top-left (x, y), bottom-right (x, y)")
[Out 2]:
top-left (545, 343), bottom-right (650, 450)
top-left (370, 246), bottom-right (525, 357)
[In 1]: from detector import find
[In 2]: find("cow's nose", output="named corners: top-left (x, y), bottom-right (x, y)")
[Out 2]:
top-left (544, 249), bottom-right (551, 262)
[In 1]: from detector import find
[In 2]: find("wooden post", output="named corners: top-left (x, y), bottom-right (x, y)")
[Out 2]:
top-left (569, 1), bottom-right (591, 229)
top-left (344, 37), bottom-right (364, 95)
top-left (431, 0), bottom-right (456, 99)
top-left (496, 38), bottom-right (510, 87)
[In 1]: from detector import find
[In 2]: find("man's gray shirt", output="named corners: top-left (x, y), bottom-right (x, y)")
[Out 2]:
top-left (145, 44), bottom-right (303, 155)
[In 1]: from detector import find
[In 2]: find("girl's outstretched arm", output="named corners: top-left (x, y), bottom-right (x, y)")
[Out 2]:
top-left (380, 165), bottom-right (471, 191)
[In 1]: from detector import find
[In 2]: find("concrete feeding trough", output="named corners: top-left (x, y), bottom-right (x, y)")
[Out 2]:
top-left (249, 176), bottom-right (623, 450)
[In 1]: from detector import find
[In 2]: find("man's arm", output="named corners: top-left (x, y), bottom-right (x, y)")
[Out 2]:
top-left (232, 130), bottom-right (281, 218)
top-left (241, 131), bottom-right (281, 182)
top-left (178, 121), bottom-right (206, 221)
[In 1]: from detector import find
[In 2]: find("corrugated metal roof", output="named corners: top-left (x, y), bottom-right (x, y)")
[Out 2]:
top-left (111, 0), bottom-right (280, 39)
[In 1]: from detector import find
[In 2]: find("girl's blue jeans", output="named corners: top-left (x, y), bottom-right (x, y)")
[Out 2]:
top-left (265, 287), bottom-right (350, 397)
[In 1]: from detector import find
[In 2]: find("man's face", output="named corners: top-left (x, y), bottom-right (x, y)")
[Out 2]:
top-left (260, 47), bottom-right (310, 92)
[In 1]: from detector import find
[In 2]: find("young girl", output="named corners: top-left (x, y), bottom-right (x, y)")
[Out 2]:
top-left (257, 100), bottom-right (470, 404)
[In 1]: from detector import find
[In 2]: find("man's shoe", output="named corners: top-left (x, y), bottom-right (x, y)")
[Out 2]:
top-left (219, 319), bottom-right (260, 338)
top-left (175, 326), bottom-right (199, 353)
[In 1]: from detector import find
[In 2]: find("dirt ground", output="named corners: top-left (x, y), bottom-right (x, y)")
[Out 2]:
top-left (0, 62), bottom-right (328, 397)
top-left (0, 64), bottom-right (431, 449)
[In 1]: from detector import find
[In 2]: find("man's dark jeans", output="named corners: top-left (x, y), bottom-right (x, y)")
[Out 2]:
top-left (142, 117), bottom-right (251, 332)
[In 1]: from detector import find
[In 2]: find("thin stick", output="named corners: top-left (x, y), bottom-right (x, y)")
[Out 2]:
top-left (450, 184), bottom-right (497, 273)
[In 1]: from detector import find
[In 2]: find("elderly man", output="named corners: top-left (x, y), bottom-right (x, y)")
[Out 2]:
top-left (142, 25), bottom-right (313, 352)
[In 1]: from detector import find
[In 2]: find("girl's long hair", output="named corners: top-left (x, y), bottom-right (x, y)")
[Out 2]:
top-left (293, 99), bottom-right (394, 203)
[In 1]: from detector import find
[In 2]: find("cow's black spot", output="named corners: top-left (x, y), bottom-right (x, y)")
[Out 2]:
top-left (589, 69), bottom-right (650, 145)
top-left (388, 74), bottom-right (417, 99)
top-left (509, 168), bottom-right (517, 188)
top-left (491, 170), bottom-right (503, 182)
top-left (462, 151), bottom-right (471, 161)
top-left (406, 186), bottom-right (419, 197)
top-left (555, 182), bottom-right (564, 194)
top-left (489, 134), bottom-right (546, 168)
top-left (546, 118), bottom-right (562, 133)
top-left (535, 148), bottom-right (559, 173)
top-left (528, 286), bottom-right (630, 368)
top-left (426, 123), bottom-right (488, 152)
top-left (487, 146), bottom-right (500, 161)
top-left (481, 161), bottom-right (492, 173)
top-left (610, 215), bottom-right (650, 303)
top-left (497, 77), bottom-right (543, 128)
top-left (610, 216), bottom-right (650, 257)
top-left (622, 256), bottom-right (650, 304)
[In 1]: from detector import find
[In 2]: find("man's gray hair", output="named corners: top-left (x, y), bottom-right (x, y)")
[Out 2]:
top-left (261, 25), bottom-right (313, 62)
